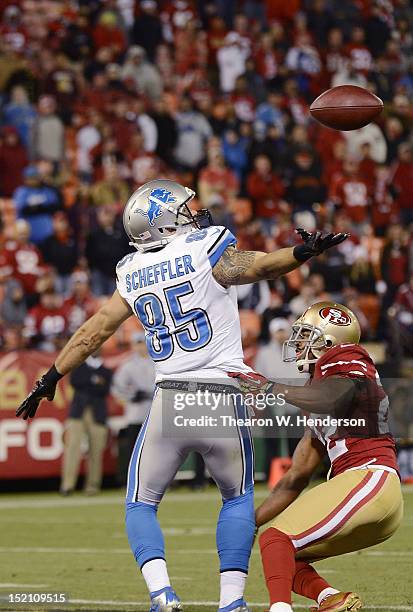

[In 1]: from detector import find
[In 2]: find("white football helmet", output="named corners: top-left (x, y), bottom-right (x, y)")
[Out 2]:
top-left (123, 179), bottom-right (212, 252)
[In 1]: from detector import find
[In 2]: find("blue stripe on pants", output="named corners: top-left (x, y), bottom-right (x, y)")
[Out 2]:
top-left (234, 395), bottom-right (254, 493)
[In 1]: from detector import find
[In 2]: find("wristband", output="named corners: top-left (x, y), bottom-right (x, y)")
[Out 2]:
top-left (293, 244), bottom-right (313, 262)
top-left (43, 365), bottom-right (64, 385)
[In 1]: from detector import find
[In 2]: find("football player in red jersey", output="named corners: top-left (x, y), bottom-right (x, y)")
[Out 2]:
top-left (230, 302), bottom-right (403, 612)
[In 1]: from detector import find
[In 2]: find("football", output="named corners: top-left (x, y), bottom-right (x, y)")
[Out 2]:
top-left (309, 85), bottom-right (383, 131)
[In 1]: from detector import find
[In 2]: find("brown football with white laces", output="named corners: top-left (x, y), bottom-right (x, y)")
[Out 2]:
top-left (310, 85), bottom-right (383, 131)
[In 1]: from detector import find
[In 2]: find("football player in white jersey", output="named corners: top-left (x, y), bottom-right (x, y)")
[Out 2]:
top-left (17, 180), bottom-right (347, 612)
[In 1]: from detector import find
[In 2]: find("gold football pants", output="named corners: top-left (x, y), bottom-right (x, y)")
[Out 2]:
top-left (270, 468), bottom-right (403, 561)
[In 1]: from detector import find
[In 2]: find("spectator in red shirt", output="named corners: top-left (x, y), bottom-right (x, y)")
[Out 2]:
top-left (329, 157), bottom-right (371, 225)
top-left (64, 271), bottom-right (97, 335)
top-left (230, 75), bottom-right (256, 123)
top-left (254, 32), bottom-right (280, 83)
top-left (4, 220), bottom-right (45, 304)
top-left (24, 289), bottom-right (69, 352)
top-left (92, 10), bottom-right (127, 59)
top-left (0, 4), bottom-right (27, 53)
top-left (372, 164), bottom-right (399, 236)
top-left (392, 142), bottom-right (413, 226)
top-left (246, 154), bottom-right (285, 232)
top-left (381, 223), bottom-right (410, 313)
top-left (0, 126), bottom-right (28, 197)
top-left (198, 141), bottom-right (239, 208)
top-left (345, 26), bottom-right (373, 74)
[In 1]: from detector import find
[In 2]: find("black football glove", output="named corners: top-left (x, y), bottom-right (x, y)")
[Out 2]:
top-left (16, 365), bottom-right (63, 420)
top-left (293, 228), bottom-right (348, 262)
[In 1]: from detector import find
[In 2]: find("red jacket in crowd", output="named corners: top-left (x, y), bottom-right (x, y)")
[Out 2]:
top-left (392, 160), bottom-right (413, 211)
top-left (246, 170), bottom-right (285, 218)
top-left (0, 240), bottom-right (44, 294)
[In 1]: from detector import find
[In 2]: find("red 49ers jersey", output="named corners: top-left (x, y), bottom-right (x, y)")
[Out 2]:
top-left (4, 240), bottom-right (44, 294)
top-left (25, 304), bottom-right (69, 341)
top-left (310, 344), bottom-right (398, 478)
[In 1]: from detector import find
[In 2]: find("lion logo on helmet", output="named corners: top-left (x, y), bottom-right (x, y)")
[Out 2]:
top-left (136, 188), bottom-right (177, 227)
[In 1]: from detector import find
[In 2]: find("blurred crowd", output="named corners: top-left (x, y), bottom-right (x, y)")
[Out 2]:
top-left (1, 0), bottom-right (413, 362)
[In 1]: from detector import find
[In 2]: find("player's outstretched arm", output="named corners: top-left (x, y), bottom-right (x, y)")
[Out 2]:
top-left (212, 228), bottom-right (348, 286)
top-left (16, 291), bottom-right (132, 420)
top-left (229, 371), bottom-right (356, 415)
top-left (255, 431), bottom-right (325, 527)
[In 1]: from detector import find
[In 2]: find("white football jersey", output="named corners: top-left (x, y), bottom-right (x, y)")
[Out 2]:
top-left (116, 225), bottom-right (251, 381)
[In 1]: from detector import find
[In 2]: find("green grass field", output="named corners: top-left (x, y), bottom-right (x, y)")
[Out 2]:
top-left (0, 484), bottom-right (412, 612)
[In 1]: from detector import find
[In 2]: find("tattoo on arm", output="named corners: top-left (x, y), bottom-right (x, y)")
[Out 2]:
top-left (212, 246), bottom-right (259, 287)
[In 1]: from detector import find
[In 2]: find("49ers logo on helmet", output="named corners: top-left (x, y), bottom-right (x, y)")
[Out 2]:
top-left (319, 306), bottom-right (351, 326)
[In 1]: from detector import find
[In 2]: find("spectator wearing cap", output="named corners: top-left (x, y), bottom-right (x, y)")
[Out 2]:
top-left (121, 46), bottom-right (163, 101)
top-left (85, 205), bottom-right (130, 296)
top-left (92, 9), bottom-right (127, 59)
top-left (2, 85), bottom-right (36, 149)
top-left (13, 165), bottom-right (60, 244)
top-left (131, 1), bottom-right (163, 62)
top-left (61, 351), bottom-right (112, 496)
top-left (0, 126), bottom-right (28, 197)
top-left (111, 331), bottom-right (155, 484)
top-left (31, 96), bottom-right (65, 165)
top-left (40, 212), bottom-right (79, 296)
